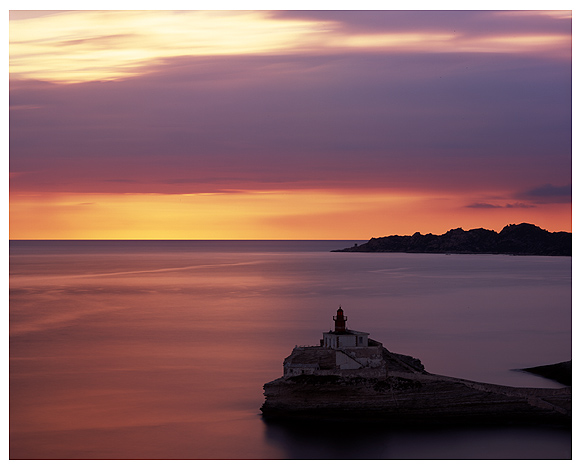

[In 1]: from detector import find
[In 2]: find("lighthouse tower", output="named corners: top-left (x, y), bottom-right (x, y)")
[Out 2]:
top-left (334, 306), bottom-right (347, 332)
top-left (322, 307), bottom-right (369, 349)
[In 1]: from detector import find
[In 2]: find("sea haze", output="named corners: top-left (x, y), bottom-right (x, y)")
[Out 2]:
top-left (9, 241), bottom-right (571, 459)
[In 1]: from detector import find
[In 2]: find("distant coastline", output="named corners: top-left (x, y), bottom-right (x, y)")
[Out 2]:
top-left (333, 223), bottom-right (571, 256)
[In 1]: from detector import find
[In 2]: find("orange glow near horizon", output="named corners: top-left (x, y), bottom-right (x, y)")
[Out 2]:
top-left (9, 190), bottom-right (571, 240)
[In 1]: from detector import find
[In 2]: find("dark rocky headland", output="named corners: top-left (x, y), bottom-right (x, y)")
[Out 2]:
top-left (521, 361), bottom-right (572, 386)
top-left (261, 348), bottom-right (571, 427)
top-left (333, 223), bottom-right (571, 256)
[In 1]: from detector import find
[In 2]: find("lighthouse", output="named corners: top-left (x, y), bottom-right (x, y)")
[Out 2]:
top-left (334, 306), bottom-right (347, 332)
top-left (282, 306), bottom-right (385, 377)
top-left (322, 307), bottom-right (369, 349)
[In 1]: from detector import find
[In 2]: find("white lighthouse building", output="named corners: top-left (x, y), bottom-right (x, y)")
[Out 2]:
top-left (283, 307), bottom-right (385, 378)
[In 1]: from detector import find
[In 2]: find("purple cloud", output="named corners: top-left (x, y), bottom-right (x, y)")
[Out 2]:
top-left (269, 10), bottom-right (571, 42)
top-left (465, 202), bottom-right (536, 209)
top-left (517, 184), bottom-right (572, 204)
top-left (9, 12), bottom-right (571, 198)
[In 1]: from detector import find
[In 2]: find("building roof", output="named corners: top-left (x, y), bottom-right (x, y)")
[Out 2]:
top-left (323, 329), bottom-right (369, 336)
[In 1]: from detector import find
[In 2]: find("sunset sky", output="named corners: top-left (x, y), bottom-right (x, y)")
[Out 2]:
top-left (9, 5), bottom-right (572, 239)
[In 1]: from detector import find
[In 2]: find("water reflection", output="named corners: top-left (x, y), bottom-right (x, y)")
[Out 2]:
top-left (10, 242), bottom-right (571, 459)
top-left (263, 419), bottom-right (572, 459)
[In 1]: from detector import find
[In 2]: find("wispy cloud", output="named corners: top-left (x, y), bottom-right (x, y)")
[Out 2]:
top-left (466, 202), bottom-right (536, 209)
top-left (517, 184), bottom-right (572, 204)
top-left (466, 183), bottom-right (571, 211)
top-left (9, 10), bottom-right (572, 83)
top-left (9, 11), bottom-right (335, 82)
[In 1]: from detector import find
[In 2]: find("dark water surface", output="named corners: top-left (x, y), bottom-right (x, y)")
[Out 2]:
top-left (9, 241), bottom-right (571, 459)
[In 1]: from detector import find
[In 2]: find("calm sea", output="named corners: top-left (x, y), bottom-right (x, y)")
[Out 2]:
top-left (9, 240), bottom-right (572, 459)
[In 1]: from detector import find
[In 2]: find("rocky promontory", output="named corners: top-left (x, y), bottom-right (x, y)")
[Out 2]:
top-left (262, 348), bottom-right (571, 427)
top-left (333, 223), bottom-right (571, 256)
top-left (521, 360), bottom-right (572, 386)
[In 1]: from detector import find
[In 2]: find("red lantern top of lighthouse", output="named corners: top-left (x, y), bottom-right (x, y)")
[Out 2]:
top-left (333, 306), bottom-right (347, 333)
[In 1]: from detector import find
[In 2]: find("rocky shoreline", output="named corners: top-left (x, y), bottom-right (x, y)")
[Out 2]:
top-left (261, 349), bottom-right (571, 427)
top-left (521, 360), bottom-right (572, 386)
top-left (333, 223), bottom-right (571, 256)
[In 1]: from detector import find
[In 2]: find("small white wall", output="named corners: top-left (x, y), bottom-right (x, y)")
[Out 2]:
top-left (335, 351), bottom-right (363, 369)
top-left (322, 332), bottom-right (369, 349)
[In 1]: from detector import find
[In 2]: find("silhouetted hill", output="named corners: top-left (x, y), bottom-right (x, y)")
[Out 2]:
top-left (333, 223), bottom-right (571, 256)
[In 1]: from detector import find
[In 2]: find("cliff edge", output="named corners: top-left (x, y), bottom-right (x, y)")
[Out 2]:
top-left (262, 307), bottom-right (571, 427)
top-left (262, 347), bottom-right (571, 427)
